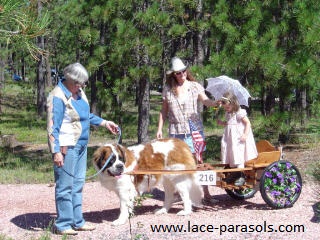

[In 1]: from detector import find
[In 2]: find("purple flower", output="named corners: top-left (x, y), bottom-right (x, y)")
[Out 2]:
top-left (295, 183), bottom-right (301, 193)
top-left (288, 176), bottom-right (296, 183)
top-left (271, 167), bottom-right (279, 172)
top-left (286, 162), bottom-right (292, 169)
top-left (272, 178), bottom-right (277, 184)
top-left (284, 187), bottom-right (291, 194)
top-left (271, 190), bottom-right (281, 196)
top-left (277, 172), bottom-right (283, 179)
top-left (265, 172), bottom-right (272, 178)
top-left (285, 200), bottom-right (291, 206)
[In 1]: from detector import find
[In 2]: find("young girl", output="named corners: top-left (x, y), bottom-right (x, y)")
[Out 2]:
top-left (217, 92), bottom-right (258, 186)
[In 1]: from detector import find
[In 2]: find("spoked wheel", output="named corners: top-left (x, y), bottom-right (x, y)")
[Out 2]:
top-left (260, 160), bottom-right (302, 209)
top-left (223, 169), bottom-right (257, 200)
top-left (225, 188), bottom-right (257, 200)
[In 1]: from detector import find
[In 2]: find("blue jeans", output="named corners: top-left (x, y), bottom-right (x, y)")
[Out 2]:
top-left (54, 144), bottom-right (87, 231)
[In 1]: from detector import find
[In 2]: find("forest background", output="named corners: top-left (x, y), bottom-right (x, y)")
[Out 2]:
top-left (0, 3), bottom-right (320, 240)
top-left (0, 0), bottom-right (319, 145)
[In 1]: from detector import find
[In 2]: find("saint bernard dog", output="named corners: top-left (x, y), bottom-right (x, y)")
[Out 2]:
top-left (92, 137), bottom-right (203, 225)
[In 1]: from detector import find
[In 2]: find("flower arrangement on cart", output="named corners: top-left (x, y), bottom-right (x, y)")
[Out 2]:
top-left (261, 161), bottom-right (302, 208)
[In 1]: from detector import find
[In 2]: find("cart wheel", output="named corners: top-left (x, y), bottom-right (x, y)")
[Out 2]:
top-left (260, 160), bottom-right (302, 209)
top-left (225, 188), bottom-right (257, 200)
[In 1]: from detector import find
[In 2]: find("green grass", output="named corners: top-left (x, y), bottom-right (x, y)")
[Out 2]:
top-left (0, 147), bottom-right (53, 184)
top-left (0, 82), bottom-right (47, 143)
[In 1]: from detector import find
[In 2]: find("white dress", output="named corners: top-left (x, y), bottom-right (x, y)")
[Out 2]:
top-left (221, 109), bottom-right (258, 167)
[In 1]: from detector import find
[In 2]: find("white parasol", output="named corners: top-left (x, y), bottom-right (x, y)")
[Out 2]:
top-left (205, 75), bottom-right (251, 107)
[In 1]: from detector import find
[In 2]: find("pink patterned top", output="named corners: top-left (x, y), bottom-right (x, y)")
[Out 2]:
top-left (162, 81), bottom-right (205, 134)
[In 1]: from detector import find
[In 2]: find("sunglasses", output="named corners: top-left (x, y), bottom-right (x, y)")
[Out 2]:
top-left (174, 70), bottom-right (186, 76)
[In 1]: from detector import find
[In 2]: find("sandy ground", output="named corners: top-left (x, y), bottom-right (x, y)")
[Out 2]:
top-left (0, 147), bottom-right (319, 240)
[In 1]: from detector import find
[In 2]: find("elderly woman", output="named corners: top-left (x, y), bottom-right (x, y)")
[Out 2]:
top-left (47, 62), bottom-right (118, 235)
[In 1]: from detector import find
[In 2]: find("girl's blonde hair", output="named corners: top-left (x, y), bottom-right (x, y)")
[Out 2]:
top-left (222, 91), bottom-right (240, 112)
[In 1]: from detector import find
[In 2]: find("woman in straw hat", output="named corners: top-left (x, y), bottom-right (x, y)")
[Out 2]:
top-left (156, 57), bottom-right (219, 203)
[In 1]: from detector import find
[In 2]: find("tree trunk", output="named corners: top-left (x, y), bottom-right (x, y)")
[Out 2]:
top-left (45, 56), bottom-right (52, 87)
top-left (136, 1), bottom-right (150, 143)
top-left (91, 21), bottom-right (106, 116)
top-left (193, 0), bottom-right (204, 65)
top-left (261, 82), bottom-right (267, 116)
top-left (265, 88), bottom-right (276, 115)
top-left (37, 45), bottom-right (46, 118)
top-left (21, 57), bottom-right (25, 81)
top-left (137, 74), bottom-right (150, 143)
top-left (90, 71), bottom-right (99, 115)
top-left (36, 0), bottom-right (46, 118)
top-left (260, 75), bottom-right (276, 116)
top-left (193, 0), bottom-right (206, 121)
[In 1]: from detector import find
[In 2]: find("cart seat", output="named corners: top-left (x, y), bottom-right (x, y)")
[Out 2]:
top-left (245, 140), bottom-right (281, 168)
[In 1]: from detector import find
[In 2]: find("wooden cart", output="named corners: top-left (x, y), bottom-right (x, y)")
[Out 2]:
top-left (194, 140), bottom-right (302, 208)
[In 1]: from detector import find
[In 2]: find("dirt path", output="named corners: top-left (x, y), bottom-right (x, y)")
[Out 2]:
top-left (0, 148), bottom-right (319, 240)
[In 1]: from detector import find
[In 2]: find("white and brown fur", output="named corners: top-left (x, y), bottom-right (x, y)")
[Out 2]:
top-left (92, 138), bottom-right (203, 225)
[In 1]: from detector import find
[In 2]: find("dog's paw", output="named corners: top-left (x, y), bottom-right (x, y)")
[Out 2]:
top-left (177, 210), bottom-right (192, 216)
top-left (154, 208), bottom-right (168, 215)
top-left (111, 218), bottom-right (127, 226)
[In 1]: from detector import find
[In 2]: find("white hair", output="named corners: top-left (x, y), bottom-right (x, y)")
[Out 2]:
top-left (63, 62), bottom-right (88, 84)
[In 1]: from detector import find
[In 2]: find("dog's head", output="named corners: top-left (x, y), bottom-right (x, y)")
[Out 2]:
top-left (92, 144), bottom-right (126, 177)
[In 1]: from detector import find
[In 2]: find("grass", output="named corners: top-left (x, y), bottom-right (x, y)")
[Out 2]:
top-left (0, 147), bottom-right (53, 184)
top-left (0, 81), bottom-right (47, 143)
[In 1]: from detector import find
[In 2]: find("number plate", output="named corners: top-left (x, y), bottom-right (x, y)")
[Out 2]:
top-left (195, 171), bottom-right (217, 185)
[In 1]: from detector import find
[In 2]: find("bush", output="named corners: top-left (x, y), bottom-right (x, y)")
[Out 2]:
top-left (252, 112), bottom-right (292, 143)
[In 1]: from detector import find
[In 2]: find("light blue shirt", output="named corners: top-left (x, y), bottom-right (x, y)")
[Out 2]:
top-left (47, 80), bottom-right (103, 153)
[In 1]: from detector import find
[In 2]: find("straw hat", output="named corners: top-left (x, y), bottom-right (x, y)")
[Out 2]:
top-left (166, 57), bottom-right (187, 74)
